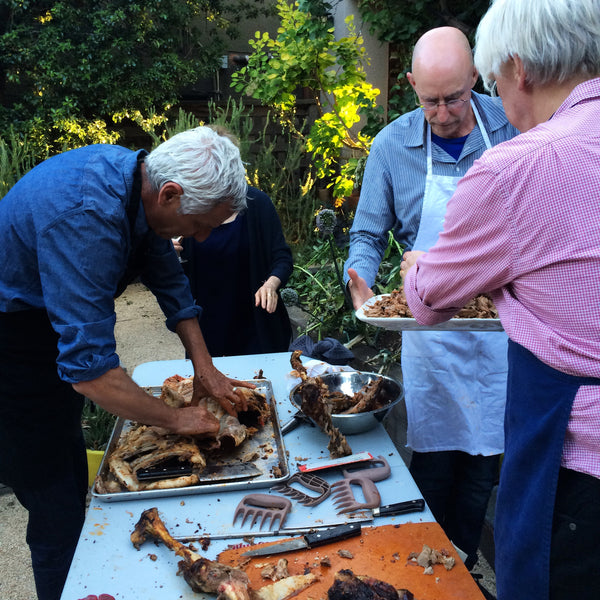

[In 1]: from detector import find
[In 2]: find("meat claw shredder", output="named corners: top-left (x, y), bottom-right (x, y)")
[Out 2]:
top-left (233, 493), bottom-right (292, 530)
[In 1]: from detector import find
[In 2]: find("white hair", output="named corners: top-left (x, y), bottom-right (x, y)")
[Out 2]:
top-left (144, 126), bottom-right (248, 214)
top-left (474, 0), bottom-right (600, 90)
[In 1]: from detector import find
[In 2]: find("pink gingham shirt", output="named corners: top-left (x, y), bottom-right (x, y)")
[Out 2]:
top-left (404, 78), bottom-right (600, 478)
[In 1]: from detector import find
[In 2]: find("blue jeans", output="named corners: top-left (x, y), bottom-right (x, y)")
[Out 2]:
top-left (409, 450), bottom-right (499, 570)
top-left (12, 434), bottom-right (88, 600)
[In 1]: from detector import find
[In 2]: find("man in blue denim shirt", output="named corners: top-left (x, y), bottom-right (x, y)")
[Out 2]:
top-left (0, 126), bottom-right (253, 600)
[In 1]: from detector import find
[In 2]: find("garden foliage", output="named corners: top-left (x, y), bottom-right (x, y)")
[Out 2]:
top-left (231, 0), bottom-right (381, 204)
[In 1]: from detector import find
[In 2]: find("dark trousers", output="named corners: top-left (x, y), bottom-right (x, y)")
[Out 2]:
top-left (550, 467), bottom-right (600, 599)
top-left (410, 450), bottom-right (499, 570)
top-left (13, 441), bottom-right (88, 600)
top-left (0, 309), bottom-right (88, 600)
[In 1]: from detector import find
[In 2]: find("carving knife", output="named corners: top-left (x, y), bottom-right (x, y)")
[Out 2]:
top-left (240, 522), bottom-right (362, 557)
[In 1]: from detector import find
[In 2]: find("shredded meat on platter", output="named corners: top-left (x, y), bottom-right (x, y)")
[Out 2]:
top-left (363, 288), bottom-right (498, 319)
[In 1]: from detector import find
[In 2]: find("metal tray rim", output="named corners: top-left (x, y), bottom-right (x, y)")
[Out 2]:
top-left (91, 379), bottom-right (290, 502)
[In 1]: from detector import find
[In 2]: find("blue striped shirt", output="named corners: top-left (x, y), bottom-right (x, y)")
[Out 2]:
top-left (344, 92), bottom-right (519, 288)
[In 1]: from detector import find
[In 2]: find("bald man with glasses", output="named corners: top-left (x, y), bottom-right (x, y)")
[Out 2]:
top-left (343, 26), bottom-right (519, 575)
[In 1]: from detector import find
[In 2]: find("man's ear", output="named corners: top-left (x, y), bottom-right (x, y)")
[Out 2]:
top-left (512, 54), bottom-right (528, 91)
top-left (471, 66), bottom-right (479, 88)
top-left (158, 182), bottom-right (183, 206)
top-left (406, 71), bottom-right (417, 91)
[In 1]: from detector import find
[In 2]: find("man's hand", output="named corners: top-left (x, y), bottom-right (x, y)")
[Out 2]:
top-left (173, 400), bottom-right (221, 437)
top-left (400, 250), bottom-right (425, 279)
top-left (347, 268), bottom-right (374, 310)
top-left (191, 370), bottom-right (253, 416)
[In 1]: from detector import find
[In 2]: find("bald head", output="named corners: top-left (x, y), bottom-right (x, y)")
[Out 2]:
top-left (411, 27), bottom-right (475, 84)
top-left (407, 27), bottom-right (479, 138)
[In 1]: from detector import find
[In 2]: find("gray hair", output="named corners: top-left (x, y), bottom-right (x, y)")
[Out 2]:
top-left (474, 0), bottom-right (600, 91)
top-left (144, 126), bottom-right (248, 214)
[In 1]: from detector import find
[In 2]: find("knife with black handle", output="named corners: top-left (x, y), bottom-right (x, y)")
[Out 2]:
top-left (372, 498), bottom-right (426, 517)
top-left (241, 522), bottom-right (362, 557)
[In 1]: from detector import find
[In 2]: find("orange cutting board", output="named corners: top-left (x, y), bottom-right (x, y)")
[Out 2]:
top-left (218, 522), bottom-right (485, 600)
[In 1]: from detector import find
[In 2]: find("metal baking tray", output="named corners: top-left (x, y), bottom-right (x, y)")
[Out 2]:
top-left (92, 379), bottom-right (290, 502)
top-left (356, 294), bottom-right (503, 331)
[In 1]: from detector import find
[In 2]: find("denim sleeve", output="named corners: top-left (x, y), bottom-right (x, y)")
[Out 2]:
top-left (39, 209), bottom-right (126, 383)
top-left (344, 139), bottom-right (401, 288)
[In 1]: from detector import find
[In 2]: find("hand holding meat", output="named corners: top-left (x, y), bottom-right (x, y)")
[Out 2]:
top-left (191, 369), bottom-right (252, 415)
top-left (172, 400), bottom-right (221, 437)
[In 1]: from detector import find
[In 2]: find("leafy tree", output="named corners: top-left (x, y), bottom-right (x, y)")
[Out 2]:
top-left (356, 0), bottom-right (489, 43)
top-left (231, 0), bottom-right (380, 204)
top-left (0, 0), bottom-right (274, 156)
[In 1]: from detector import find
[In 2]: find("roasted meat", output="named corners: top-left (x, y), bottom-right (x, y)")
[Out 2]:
top-left (131, 508), bottom-right (318, 600)
top-left (132, 507), bottom-right (251, 600)
top-left (98, 376), bottom-right (271, 492)
top-left (162, 377), bottom-right (270, 450)
top-left (340, 379), bottom-right (392, 415)
top-left (327, 569), bottom-right (414, 600)
top-left (289, 351), bottom-right (352, 458)
top-left (107, 425), bottom-right (205, 491)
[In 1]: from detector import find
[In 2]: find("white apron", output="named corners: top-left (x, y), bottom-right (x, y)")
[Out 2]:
top-left (402, 102), bottom-right (507, 455)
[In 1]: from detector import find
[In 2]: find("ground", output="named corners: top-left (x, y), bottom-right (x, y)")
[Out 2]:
top-left (0, 282), bottom-right (496, 599)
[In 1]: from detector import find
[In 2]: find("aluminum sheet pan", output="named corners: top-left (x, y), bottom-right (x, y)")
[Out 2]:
top-left (92, 379), bottom-right (290, 502)
top-left (356, 294), bottom-right (503, 331)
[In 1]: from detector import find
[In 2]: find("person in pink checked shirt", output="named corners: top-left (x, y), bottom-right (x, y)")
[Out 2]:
top-left (400, 1), bottom-right (600, 599)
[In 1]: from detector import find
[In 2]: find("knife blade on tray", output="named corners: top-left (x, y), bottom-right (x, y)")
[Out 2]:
top-left (241, 522), bottom-right (362, 557)
top-left (136, 459), bottom-right (262, 482)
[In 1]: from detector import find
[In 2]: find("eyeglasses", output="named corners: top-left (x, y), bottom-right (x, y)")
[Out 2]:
top-left (418, 97), bottom-right (469, 112)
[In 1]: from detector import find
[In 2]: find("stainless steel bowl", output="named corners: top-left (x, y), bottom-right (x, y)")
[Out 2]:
top-left (289, 371), bottom-right (404, 435)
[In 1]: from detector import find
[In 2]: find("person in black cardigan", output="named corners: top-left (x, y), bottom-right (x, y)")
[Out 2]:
top-left (177, 186), bottom-right (293, 356)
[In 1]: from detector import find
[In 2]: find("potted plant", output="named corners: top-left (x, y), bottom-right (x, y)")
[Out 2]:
top-left (81, 399), bottom-right (116, 487)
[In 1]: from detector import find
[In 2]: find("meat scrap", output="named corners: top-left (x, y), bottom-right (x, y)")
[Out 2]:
top-left (407, 544), bottom-right (455, 574)
top-left (131, 508), bottom-right (318, 600)
top-left (364, 288), bottom-right (498, 319)
top-left (327, 569), bottom-right (414, 600)
top-left (260, 558), bottom-right (290, 581)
